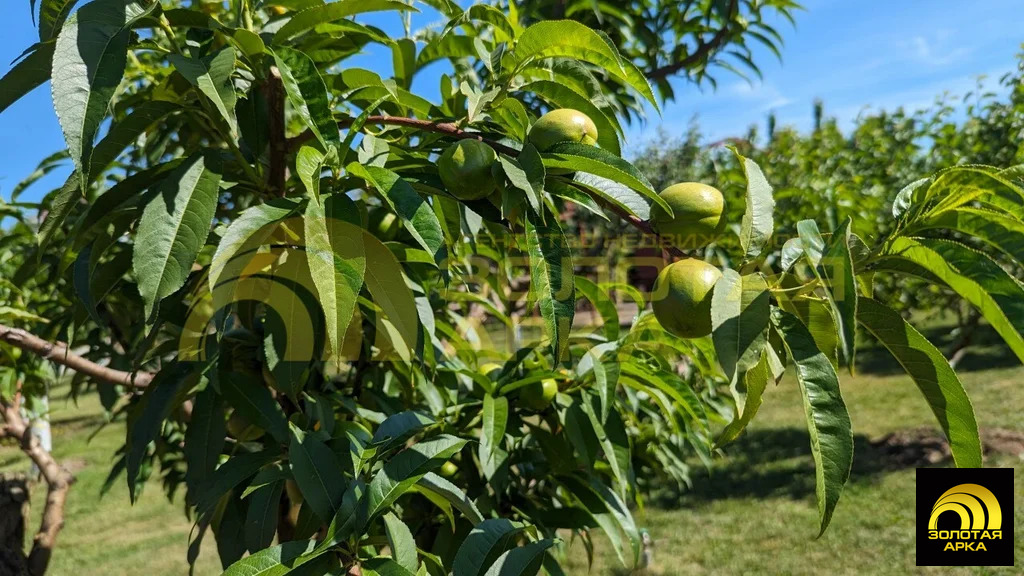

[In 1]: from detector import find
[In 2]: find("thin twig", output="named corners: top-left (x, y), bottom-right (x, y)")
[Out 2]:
top-left (646, 0), bottom-right (739, 81)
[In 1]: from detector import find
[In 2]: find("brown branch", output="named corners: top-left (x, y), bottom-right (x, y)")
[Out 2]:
top-left (646, 0), bottom-right (739, 81)
top-left (263, 66), bottom-right (288, 196)
top-left (287, 116), bottom-right (521, 157)
top-left (0, 324), bottom-right (153, 389)
top-left (0, 396), bottom-right (74, 576)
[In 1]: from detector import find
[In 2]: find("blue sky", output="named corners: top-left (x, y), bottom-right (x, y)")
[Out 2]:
top-left (1, 0), bottom-right (1021, 205)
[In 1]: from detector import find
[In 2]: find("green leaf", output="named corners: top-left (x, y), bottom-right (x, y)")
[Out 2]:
top-left (711, 269), bottom-right (770, 382)
top-left (197, 449), bottom-right (279, 517)
top-left (922, 166), bottom-right (1024, 218)
top-left (348, 163), bottom-right (445, 264)
top-left (51, 0), bottom-right (156, 190)
top-left (318, 479), bottom-right (368, 551)
top-left (0, 307), bottom-right (46, 323)
top-left (498, 147), bottom-right (544, 214)
top-left (296, 145), bottom-right (325, 199)
top-left (524, 209), bottom-right (575, 362)
top-left (209, 199), bottom-right (300, 291)
top-left (441, 4), bottom-right (516, 43)
top-left (774, 309), bottom-right (853, 537)
top-left (245, 478), bottom-right (283, 552)
top-left (416, 472), bottom-right (483, 525)
top-left (229, 28), bottom-right (266, 60)
top-left (619, 365), bottom-right (707, 432)
top-left (570, 173), bottom-right (650, 220)
top-left (775, 295), bottom-right (839, 371)
top-left (126, 364), bottom-right (191, 502)
top-left (184, 386), bottom-right (227, 496)
top-left (221, 540), bottom-right (319, 576)
top-left (391, 38), bottom-right (416, 90)
top-left (878, 237), bottom-right (1024, 363)
top-left (892, 177), bottom-right (930, 218)
top-left (362, 558), bottom-right (416, 576)
top-left (542, 144), bottom-right (667, 213)
top-left (304, 194), bottom-right (366, 362)
top-left (272, 0), bottom-right (418, 44)
top-left (546, 180), bottom-right (608, 220)
top-left (513, 20), bottom-right (657, 110)
top-left (578, 393), bottom-right (630, 494)
top-left (559, 474), bottom-right (638, 566)
top-left (338, 94), bottom-right (391, 165)
top-left (479, 394), bottom-right (508, 480)
top-left (273, 47), bottom-right (338, 149)
top-left (779, 237), bottom-right (803, 272)
top-left (242, 467), bottom-right (290, 500)
top-left (482, 539), bottom-right (557, 576)
top-left (734, 150), bottom-right (775, 261)
top-left (36, 172), bottom-right (80, 251)
top-left (39, 0), bottom-right (78, 41)
top-left (219, 372), bottom-right (290, 444)
top-left (133, 152), bottom-right (222, 319)
top-left (797, 219), bottom-right (854, 368)
top-left (289, 426), bottom-right (346, 522)
top-left (914, 207), bottom-right (1024, 268)
top-left (367, 434), bottom-right (468, 520)
top-left (372, 411), bottom-right (435, 453)
top-left (88, 101), bottom-right (180, 178)
top-left (578, 343), bottom-right (620, 422)
top-left (383, 513), bottom-right (418, 572)
top-left (170, 47), bottom-right (238, 136)
top-left (856, 298), bottom-right (982, 467)
top-left (0, 41), bottom-right (54, 114)
top-left (573, 277), bottom-right (619, 341)
top-left (417, 34), bottom-right (477, 68)
top-left (716, 350), bottom-right (771, 447)
top-left (362, 231), bottom-right (421, 359)
top-left (453, 519), bottom-right (528, 576)
top-left (821, 218), bottom-right (858, 369)
top-left (73, 160), bottom-right (184, 249)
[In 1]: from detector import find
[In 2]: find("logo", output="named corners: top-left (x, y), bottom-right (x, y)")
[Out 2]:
top-left (917, 468), bottom-right (1014, 566)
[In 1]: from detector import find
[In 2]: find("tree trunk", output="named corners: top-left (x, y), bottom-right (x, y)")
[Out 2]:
top-left (0, 474), bottom-right (29, 576)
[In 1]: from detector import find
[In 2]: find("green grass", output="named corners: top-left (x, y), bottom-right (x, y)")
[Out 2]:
top-left (0, 390), bottom-right (222, 576)
top-left (1, 338), bottom-right (1021, 575)
top-left (559, 361), bottom-right (1024, 575)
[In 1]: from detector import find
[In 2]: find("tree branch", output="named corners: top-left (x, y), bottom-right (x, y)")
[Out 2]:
top-left (0, 396), bottom-right (74, 576)
top-left (0, 324), bottom-right (153, 389)
top-left (287, 116), bottom-right (522, 157)
top-left (646, 0), bottom-right (739, 81)
top-left (263, 66), bottom-right (288, 196)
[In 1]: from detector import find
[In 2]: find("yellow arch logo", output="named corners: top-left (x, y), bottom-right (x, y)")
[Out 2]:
top-left (928, 484), bottom-right (1002, 530)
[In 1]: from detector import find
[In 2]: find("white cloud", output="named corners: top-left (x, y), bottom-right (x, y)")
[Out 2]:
top-left (899, 31), bottom-right (972, 67)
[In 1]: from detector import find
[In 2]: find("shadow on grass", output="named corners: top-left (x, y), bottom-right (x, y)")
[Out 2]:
top-left (647, 427), bottom-right (951, 509)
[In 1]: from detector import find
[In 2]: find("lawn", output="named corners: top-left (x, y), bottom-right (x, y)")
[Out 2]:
top-left (558, 333), bottom-right (1024, 575)
top-left (1, 333), bottom-right (1021, 575)
top-left (0, 387), bottom-right (222, 575)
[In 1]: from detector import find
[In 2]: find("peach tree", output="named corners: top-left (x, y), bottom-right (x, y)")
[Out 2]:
top-left (1, 0), bottom-right (1023, 575)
